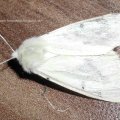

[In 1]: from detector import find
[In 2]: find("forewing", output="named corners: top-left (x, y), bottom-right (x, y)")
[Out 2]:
top-left (31, 13), bottom-right (120, 102)
top-left (17, 13), bottom-right (120, 102)
top-left (40, 13), bottom-right (120, 55)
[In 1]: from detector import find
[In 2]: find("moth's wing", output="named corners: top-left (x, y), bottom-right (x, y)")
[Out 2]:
top-left (16, 13), bottom-right (120, 102)
top-left (40, 13), bottom-right (120, 55)
top-left (32, 52), bottom-right (120, 102)
top-left (31, 13), bottom-right (120, 102)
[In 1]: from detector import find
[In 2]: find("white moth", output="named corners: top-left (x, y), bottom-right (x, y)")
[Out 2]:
top-left (1, 13), bottom-right (120, 102)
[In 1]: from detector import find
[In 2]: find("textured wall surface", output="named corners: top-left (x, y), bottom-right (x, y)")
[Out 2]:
top-left (0, 0), bottom-right (120, 120)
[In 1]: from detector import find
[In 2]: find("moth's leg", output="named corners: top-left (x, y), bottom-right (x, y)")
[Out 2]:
top-left (41, 85), bottom-right (47, 96)
top-left (41, 78), bottom-right (50, 96)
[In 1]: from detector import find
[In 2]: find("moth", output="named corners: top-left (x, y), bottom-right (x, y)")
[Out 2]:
top-left (1, 13), bottom-right (120, 102)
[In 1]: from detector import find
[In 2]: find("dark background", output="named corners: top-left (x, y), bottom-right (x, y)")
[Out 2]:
top-left (0, 0), bottom-right (120, 120)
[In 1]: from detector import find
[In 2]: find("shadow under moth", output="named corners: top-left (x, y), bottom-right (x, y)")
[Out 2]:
top-left (1, 13), bottom-right (120, 103)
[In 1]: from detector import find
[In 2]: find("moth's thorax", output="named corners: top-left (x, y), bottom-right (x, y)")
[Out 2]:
top-left (12, 37), bottom-right (55, 73)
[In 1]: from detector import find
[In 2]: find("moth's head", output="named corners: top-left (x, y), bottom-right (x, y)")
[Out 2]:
top-left (11, 49), bottom-right (31, 73)
top-left (12, 50), bottom-right (18, 59)
top-left (11, 50), bottom-right (22, 67)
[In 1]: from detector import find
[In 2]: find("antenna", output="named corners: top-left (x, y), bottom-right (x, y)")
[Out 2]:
top-left (0, 34), bottom-right (14, 65)
top-left (0, 57), bottom-right (13, 65)
top-left (0, 34), bottom-right (14, 52)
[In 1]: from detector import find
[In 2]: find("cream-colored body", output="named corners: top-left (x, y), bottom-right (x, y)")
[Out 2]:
top-left (13, 13), bottom-right (120, 102)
